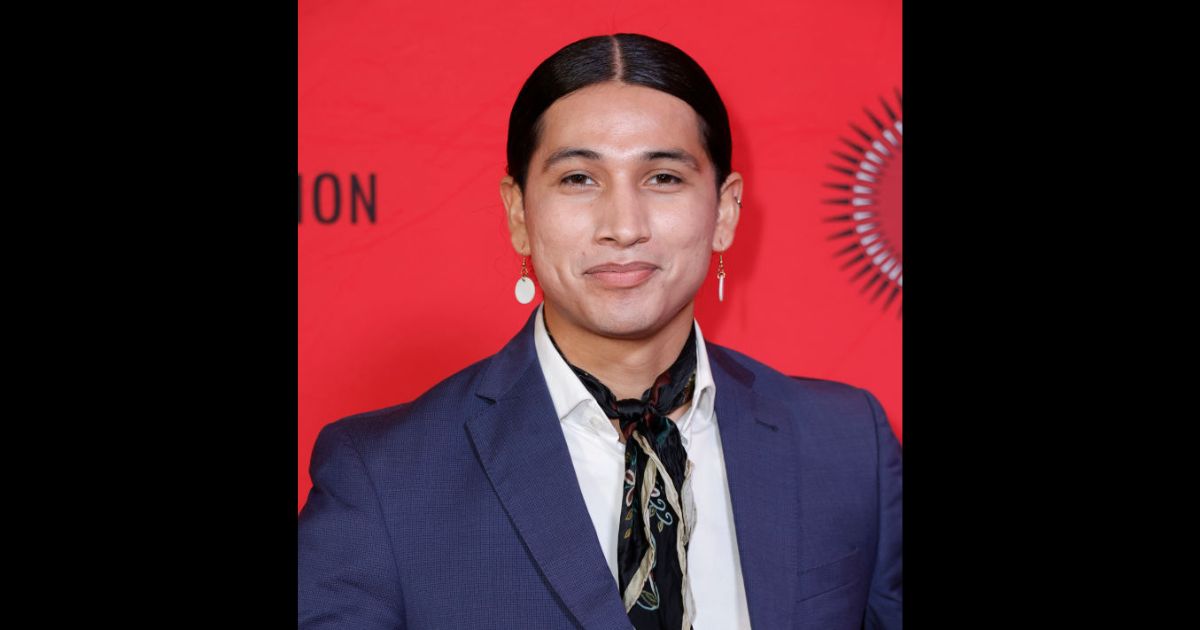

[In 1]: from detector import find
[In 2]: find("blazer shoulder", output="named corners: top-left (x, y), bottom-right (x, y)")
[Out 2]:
top-left (709, 341), bottom-right (868, 401)
top-left (322, 352), bottom-right (497, 449)
top-left (707, 342), bottom-right (882, 440)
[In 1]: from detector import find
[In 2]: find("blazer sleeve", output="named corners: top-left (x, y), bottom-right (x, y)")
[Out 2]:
top-left (298, 421), bottom-right (407, 630)
top-left (861, 388), bottom-right (902, 629)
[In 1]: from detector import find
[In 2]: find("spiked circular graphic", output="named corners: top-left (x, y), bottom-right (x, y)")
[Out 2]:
top-left (823, 87), bottom-right (902, 320)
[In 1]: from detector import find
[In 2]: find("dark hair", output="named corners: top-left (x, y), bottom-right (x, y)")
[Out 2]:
top-left (505, 33), bottom-right (732, 196)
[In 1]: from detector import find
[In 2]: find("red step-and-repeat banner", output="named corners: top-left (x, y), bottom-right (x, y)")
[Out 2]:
top-left (299, 0), bottom-right (902, 511)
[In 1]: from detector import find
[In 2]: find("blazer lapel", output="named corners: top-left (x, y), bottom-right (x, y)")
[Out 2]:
top-left (708, 343), bottom-right (800, 629)
top-left (465, 308), bottom-right (633, 630)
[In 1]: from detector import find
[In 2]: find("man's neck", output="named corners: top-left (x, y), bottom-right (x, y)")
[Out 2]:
top-left (543, 301), bottom-right (695, 402)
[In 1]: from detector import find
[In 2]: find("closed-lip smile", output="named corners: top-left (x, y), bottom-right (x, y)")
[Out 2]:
top-left (585, 261), bottom-right (657, 274)
top-left (584, 261), bottom-right (658, 289)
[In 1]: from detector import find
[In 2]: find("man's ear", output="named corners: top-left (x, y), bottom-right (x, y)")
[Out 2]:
top-left (500, 176), bottom-right (531, 256)
top-left (714, 172), bottom-right (743, 252)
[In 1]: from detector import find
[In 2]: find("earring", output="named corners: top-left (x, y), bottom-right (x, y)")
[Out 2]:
top-left (515, 256), bottom-right (535, 304)
top-left (717, 253), bottom-right (726, 302)
top-left (718, 195), bottom-right (740, 302)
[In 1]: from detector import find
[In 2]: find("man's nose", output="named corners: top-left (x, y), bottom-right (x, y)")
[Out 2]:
top-left (595, 182), bottom-right (650, 246)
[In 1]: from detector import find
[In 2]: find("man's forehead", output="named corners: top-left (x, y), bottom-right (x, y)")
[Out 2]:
top-left (535, 86), bottom-right (707, 169)
top-left (537, 116), bottom-right (707, 168)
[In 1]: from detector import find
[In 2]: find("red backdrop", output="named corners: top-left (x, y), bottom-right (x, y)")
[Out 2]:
top-left (299, 0), bottom-right (903, 512)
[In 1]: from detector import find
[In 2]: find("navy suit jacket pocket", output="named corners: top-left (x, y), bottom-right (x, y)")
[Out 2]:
top-left (795, 547), bottom-right (865, 603)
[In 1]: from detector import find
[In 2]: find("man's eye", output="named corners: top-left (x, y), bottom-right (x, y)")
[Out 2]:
top-left (561, 173), bottom-right (595, 186)
top-left (651, 174), bottom-right (683, 185)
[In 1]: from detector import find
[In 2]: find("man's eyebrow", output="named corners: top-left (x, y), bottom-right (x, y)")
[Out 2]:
top-left (541, 147), bottom-right (701, 173)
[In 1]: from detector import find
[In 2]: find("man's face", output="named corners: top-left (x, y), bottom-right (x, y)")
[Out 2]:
top-left (504, 81), bottom-right (738, 339)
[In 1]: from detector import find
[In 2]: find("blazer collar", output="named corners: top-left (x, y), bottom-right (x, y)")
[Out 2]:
top-left (466, 305), bottom-right (799, 629)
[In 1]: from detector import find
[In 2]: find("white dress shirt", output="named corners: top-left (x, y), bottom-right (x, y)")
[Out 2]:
top-left (532, 303), bottom-right (753, 629)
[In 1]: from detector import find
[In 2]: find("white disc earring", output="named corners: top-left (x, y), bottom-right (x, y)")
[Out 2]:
top-left (515, 256), bottom-right (535, 304)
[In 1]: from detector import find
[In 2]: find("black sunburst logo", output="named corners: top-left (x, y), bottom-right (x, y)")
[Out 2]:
top-left (822, 87), bottom-right (902, 320)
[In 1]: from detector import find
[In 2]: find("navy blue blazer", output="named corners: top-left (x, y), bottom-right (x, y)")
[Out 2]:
top-left (298, 306), bottom-right (902, 629)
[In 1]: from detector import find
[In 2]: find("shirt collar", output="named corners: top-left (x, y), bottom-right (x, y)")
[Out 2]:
top-left (531, 302), bottom-right (716, 441)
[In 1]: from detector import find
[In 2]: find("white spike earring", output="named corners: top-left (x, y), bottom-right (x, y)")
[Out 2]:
top-left (717, 253), bottom-right (726, 302)
top-left (515, 256), bottom-right (535, 304)
top-left (717, 195), bottom-right (740, 302)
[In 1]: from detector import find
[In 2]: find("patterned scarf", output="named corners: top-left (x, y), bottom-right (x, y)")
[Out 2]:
top-left (545, 319), bottom-right (697, 630)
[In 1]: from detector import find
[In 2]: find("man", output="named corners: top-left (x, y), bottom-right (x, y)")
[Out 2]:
top-left (299, 78), bottom-right (901, 629)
